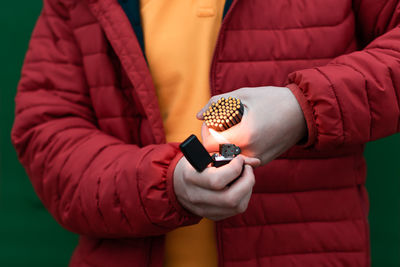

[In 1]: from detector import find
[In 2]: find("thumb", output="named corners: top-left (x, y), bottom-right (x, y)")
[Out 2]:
top-left (196, 106), bottom-right (207, 120)
top-left (196, 99), bottom-right (215, 120)
top-left (242, 156), bottom-right (261, 168)
top-left (196, 93), bottom-right (232, 120)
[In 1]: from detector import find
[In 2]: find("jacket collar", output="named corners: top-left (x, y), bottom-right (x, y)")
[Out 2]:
top-left (85, 0), bottom-right (166, 144)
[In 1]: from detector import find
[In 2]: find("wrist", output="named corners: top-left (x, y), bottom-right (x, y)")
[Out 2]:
top-left (168, 152), bottom-right (201, 221)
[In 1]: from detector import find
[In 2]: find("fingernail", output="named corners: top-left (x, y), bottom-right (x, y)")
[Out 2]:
top-left (197, 110), bottom-right (204, 119)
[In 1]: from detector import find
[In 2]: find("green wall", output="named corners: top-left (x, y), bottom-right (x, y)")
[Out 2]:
top-left (0, 1), bottom-right (399, 266)
top-left (0, 1), bottom-right (78, 266)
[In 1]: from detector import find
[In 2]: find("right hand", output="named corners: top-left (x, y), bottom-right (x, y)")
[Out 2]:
top-left (173, 155), bottom-right (260, 221)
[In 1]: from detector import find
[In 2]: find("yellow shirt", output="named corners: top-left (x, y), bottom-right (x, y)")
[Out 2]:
top-left (140, 0), bottom-right (226, 266)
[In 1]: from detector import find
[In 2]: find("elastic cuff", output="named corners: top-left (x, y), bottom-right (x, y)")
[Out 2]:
top-left (286, 83), bottom-right (317, 148)
top-left (166, 150), bottom-right (202, 225)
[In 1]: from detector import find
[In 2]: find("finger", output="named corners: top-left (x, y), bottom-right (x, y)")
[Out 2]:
top-left (196, 93), bottom-right (233, 120)
top-left (196, 96), bottom-right (216, 120)
top-left (182, 165), bottom-right (255, 218)
top-left (190, 164), bottom-right (253, 207)
top-left (236, 187), bottom-right (253, 214)
top-left (184, 202), bottom-right (238, 221)
top-left (182, 188), bottom-right (252, 221)
top-left (181, 176), bottom-right (252, 220)
top-left (242, 156), bottom-right (261, 168)
top-left (219, 165), bottom-right (255, 209)
top-left (197, 88), bottom-right (251, 120)
top-left (196, 95), bottom-right (219, 120)
top-left (189, 156), bottom-right (246, 190)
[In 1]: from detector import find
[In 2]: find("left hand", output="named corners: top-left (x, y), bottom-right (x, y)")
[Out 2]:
top-left (198, 86), bottom-right (307, 165)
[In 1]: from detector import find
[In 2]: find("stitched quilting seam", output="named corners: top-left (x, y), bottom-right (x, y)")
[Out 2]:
top-left (252, 184), bottom-right (357, 195)
top-left (225, 8), bottom-right (353, 31)
top-left (99, 0), bottom-right (163, 143)
top-left (113, 168), bottom-right (134, 232)
top-left (25, 59), bottom-right (83, 67)
top-left (135, 147), bottom-right (171, 230)
top-left (54, 131), bottom-right (99, 220)
top-left (219, 57), bottom-right (333, 63)
top-left (222, 217), bottom-right (364, 229)
top-left (314, 67), bottom-right (346, 145)
top-left (225, 250), bottom-right (366, 263)
top-left (331, 61), bottom-right (372, 140)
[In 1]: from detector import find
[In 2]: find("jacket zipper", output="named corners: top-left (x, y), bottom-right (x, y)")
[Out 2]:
top-left (210, 0), bottom-right (240, 97)
top-left (215, 221), bottom-right (224, 267)
top-left (210, 1), bottom-right (239, 267)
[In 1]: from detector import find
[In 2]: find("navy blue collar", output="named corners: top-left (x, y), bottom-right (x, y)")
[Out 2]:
top-left (118, 0), bottom-right (145, 53)
top-left (118, 0), bottom-right (234, 54)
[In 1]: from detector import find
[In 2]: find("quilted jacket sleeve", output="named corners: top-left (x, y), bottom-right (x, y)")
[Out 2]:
top-left (287, 0), bottom-right (400, 150)
top-left (11, 0), bottom-right (200, 238)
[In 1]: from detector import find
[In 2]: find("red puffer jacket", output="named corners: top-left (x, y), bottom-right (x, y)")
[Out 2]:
top-left (11, 0), bottom-right (400, 266)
